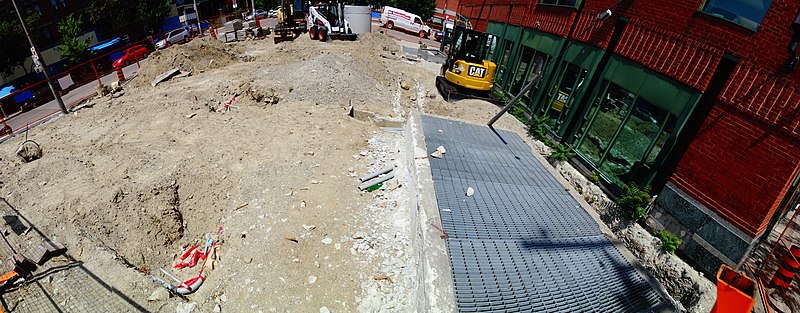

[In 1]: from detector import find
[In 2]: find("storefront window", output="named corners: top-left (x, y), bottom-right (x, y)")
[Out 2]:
top-left (510, 47), bottom-right (549, 96)
top-left (544, 63), bottom-right (589, 131)
top-left (496, 41), bottom-right (513, 88)
top-left (575, 77), bottom-right (691, 187)
top-left (577, 82), bottom-right (633, 167)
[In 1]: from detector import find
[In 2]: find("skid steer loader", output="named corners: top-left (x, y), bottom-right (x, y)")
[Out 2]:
top-left (307, 2), bottom-right (357, 41)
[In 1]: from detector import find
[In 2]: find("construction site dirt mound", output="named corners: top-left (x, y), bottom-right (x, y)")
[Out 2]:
top-left (133, 37), bottom-right (244, 87)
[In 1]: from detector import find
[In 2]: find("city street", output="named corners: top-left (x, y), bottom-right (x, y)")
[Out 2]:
top-left (258, 17), bottom-right (440, 49)
top-left (5, 59), bottom-right (140, 134)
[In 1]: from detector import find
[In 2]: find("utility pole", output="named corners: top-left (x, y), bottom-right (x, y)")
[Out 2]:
top-left (11, 0), bottom-right (68, 115)
top-left (193, 0), bottom-right (200, 28)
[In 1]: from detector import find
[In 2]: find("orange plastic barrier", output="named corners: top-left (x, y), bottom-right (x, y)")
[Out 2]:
top-left (771, 245), bottom-right (800, 288)
top-left (711, 265), bottom-right (755, 313)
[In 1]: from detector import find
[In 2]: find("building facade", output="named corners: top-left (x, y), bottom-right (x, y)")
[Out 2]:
top-left (457, 0), bottom-right (800, 274)
top-left (0, 0), bottom-right (95, 84)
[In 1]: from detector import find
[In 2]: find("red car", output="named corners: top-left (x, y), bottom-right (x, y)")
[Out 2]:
top-left (113, 45), bottom-right (150, 68)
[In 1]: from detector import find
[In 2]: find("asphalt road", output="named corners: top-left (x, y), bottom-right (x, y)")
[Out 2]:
top-left (5, 63), bottom-right (140, 134)
top-left (258, 17), bottom-right (440, 49)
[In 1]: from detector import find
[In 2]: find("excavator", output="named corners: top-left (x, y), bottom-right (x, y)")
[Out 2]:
top-left (274, 0), bottom-right (307, 43)
top-left (308, 2), bottom-right (357, 41)
top-left (435, 25), bottom-right (499, 103)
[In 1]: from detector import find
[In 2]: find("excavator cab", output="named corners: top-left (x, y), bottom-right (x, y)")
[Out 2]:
top-left (436, 25), bottom-right (499, 103)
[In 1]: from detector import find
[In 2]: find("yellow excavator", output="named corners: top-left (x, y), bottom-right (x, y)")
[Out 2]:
top-left (436, 25), bottom-right (498, 103)
top-left (274, 0), bottom-right (307, 43)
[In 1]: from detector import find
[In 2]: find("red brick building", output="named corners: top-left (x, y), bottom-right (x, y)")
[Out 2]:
top-left (454, 0), bottom-right (800, 274)
top-left (434, 0), bottom-right (461, 24)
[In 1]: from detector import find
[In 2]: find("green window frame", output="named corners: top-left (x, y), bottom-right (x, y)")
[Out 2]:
top-left (700, 0), bottom-right (773, 30)
top-left (538, 0), bottom-right (582, 8)
top-left (571, 57), bottom-right (700, 188)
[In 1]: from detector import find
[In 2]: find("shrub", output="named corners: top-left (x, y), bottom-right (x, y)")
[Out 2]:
top-left (655, 230), bottom-right (682, 254)
top-left (592, 170), bottom-right (601, 185)
top-left (548, 144), bottom-right (575, 162)
top-left (529, 115), bottom-right (553, 142)
top-left (618, 184), bottom-right (652, 221)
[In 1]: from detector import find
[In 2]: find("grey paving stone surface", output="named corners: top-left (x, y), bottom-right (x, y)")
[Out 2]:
top-left (422, 115), bottom-right (668, 312)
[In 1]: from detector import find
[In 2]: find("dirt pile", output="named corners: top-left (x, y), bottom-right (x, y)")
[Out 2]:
top-left (270, 53), bottom-right (386, 106)
top-left (134, 37), bottom-right (244, 86)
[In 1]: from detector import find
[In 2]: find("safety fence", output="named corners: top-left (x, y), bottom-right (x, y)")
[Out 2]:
top-left (0, 31), bottom-right (172, 120)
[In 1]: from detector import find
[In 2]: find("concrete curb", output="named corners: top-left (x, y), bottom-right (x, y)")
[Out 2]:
top-left (407, 112), bottom-right (455, 313)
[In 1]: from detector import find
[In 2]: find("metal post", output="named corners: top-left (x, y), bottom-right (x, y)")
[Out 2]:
top-left (488, 58), bottom-right (543, 127)
top-left (91, 60), bottom-right (101, 85)
top-left (193, 0), bottom-right (201, 35)
top-left (487, 9), bottom-right (612, 128)
top-left (11, 0), bottom-right (68, 115)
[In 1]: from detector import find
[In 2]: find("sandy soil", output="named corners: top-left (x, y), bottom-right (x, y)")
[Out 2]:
top-left (0, 34), bottom-right (435, 312)
top-left (0, 31), bottom-right (714, 313)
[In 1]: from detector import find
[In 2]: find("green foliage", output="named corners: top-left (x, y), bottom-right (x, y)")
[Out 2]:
top-left (288, 85), bottom-right (294, 92)
top-left (90, 0), bottom-right (172, 35)
top-left (655, 230), bottom-right (681, 254)
top-left (548, 144), bottom-right (575, 162)
top-left (508, 103), bottom-right (527, 124)
top-left (529, 115), bottom-right (553, 142)
top-left (137, 0), bottom-right (172, 35)
top-left (618, 184), bottom-right (652, 221)
top-left (592, 170), bottom-right (601, 185)
top-left (255, 0), bottom-right (281, 9)
top-left (0, 13), bottom-right (41, 77)
top-left (58, 14), bottom-right (93, 65)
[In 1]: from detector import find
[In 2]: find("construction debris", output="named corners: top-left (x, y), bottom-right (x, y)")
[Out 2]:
top-left (360, 166), bottom-right (393, 182)
top-left (151, 68), bottom-right (181, 87)
top-left (16, 140), bottom-right (42, 162)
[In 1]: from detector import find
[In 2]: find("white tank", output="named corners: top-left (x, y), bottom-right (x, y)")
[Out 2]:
top-left (344, 5), bottom-right (371, 34)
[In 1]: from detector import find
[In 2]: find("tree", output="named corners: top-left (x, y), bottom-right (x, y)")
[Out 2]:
top-left (254, 0), bottom-right (281, 9)
top-left (0, 13), bottom-right (41, 78)
top-left (58, 14), bottom-right (93, 66)
top-left (137, 0), bottom-right (172, 35)
top-left (397, 0), bottom-right (436, 21)
top-left (90, 0), bottom-right (171, 35)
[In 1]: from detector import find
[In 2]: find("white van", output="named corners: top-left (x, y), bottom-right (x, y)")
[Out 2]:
top-left (380, 6), bottom-right (432, 38)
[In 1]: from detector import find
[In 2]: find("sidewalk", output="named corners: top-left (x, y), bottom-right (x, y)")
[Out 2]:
top-left (420, 115), bottom-right (676, 312)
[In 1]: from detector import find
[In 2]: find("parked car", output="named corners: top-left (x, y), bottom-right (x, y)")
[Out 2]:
top-left (245, 9), bottom-right (269, 20)
top-left (155, 28), bottom-right (190, 49)
top-left (112, 45), bottom-right (150, 68)
top-left (380, 6), bottom-right (431, 38)
top-left (268, 9), bottom-right (278, 17)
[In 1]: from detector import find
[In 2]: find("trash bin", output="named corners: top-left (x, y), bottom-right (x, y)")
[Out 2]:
top-left (710, 265), bottom-right (755, 313)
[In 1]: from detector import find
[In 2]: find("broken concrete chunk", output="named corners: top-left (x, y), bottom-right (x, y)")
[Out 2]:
top-left (430, 150), bottom-right (443, 159)
top-left (147, 288), bottom-right (170, 301)
top-left (321, 238), bottom-right (333, 245)
top-left (151, 68), bottom-right (181, 87)
top-left (436, 146), bottom-right (446, 154)
top-left (302, 224), bottom-right (316, 231)
top-left (466, 187), bottom-right (475, 197)
top-left (400, 81), bottom-right (410, 90)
